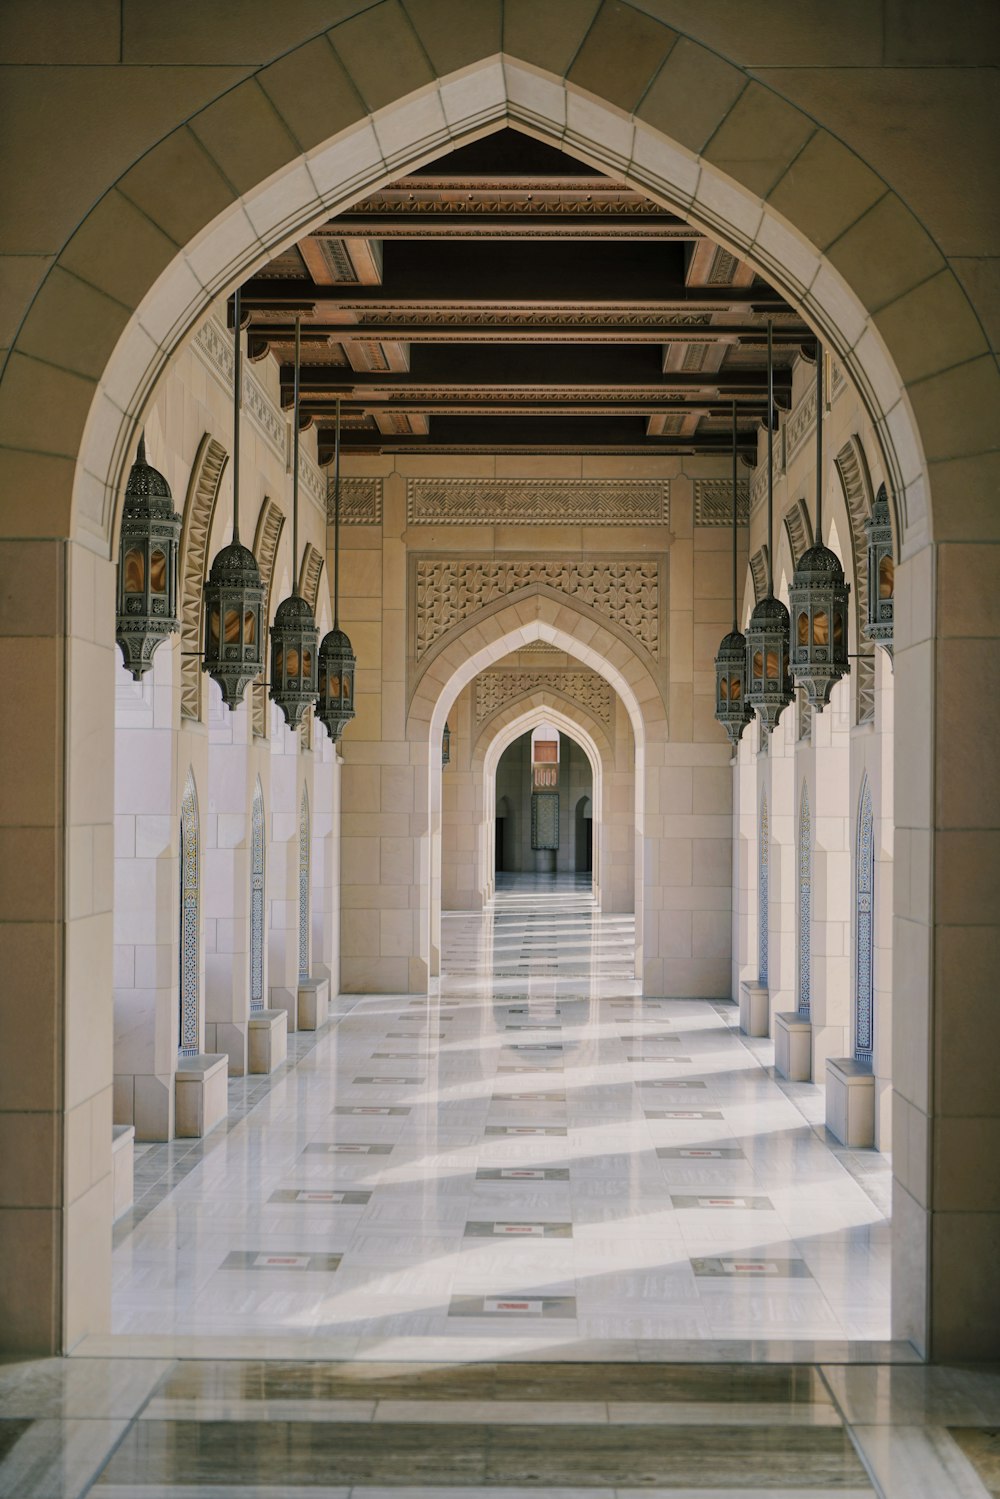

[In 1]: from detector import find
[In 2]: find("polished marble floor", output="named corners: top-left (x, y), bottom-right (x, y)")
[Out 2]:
top-left (4, 876), bottom-right (1000, 1496)
top-left (3, 1354), bottom-right (1000, 1496)
top-left (102, 873), bottom-right (894, 1360)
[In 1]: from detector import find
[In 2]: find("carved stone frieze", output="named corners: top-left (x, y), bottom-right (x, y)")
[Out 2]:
top-left (407, 477), bottom-right (669, 527)
top-left (193, 315), bottom-right (325, 515)
top-left (783, 498), bottom-right (814, 565)
top-left (750, 547), bottom-right (769, 604)
top-left (179, 434), bottom-right (227, 722)
top-left (250, 498), bottom-right (285, 739)
top-left (326, 475), bottom-right (383, 526)
top-left (414, 558), bottom-right (661, 662)
top-left (834, 436), bottom-right (877, 725)
top-left (476, 670), bottom-right (612, 726)
top-left (298, 543), bottom-right (325, 612)
top-left (694, 479), bottom-right (749, 527)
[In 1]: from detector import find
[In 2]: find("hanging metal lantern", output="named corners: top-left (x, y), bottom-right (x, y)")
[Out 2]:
top-left (715, 629), bottom-right (753, 745)
top-left (203, 538), bottom-right (266, 710)
top-left (316, 626), bottom-right (356, 744)
top-left (789, 344), bottom-right (850, 707)
top-left (115, 435), bottom-right (182, 680)
top-left (270, 593), bottom-right (319, 729)
top-left (789, 543), bottom-right (850, 706)
top-left (746, 321), bottom-right (794, 733)
top-left (864, 483), bottom-right (894, 656)
top-left (714, 400), bottom-right (753, 746)
top-left (203, 286), bottom-right (266, 709)
top-left (269, 318), bottom-right (320, 729)
top-left (442, 720), bottom-right (452, 766)
top-left (746, 594), bottom-right (794, 732)
top-left (316, 397), bottom-right (357, 746)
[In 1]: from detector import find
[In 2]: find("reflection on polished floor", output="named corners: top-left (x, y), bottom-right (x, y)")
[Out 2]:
top-left (103, 873), bottom-right (893, 1358)
top-left (3, 877), bottom-right (1000, 1496)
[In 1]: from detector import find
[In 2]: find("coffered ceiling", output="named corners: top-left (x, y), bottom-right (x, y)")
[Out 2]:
top-left (237, 131), bottom-right (811, 464)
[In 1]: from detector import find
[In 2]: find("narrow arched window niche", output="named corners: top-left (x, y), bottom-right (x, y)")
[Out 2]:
top-left (298, 786), bottom-right (311, 984)
top-left (797, 783), bottom-right (812, 1019)
top-left (854, 775), bottom-right (875, 1067)
top-left (250, 779), bottom-right (266, 1013)
top-left (758, 793), bottom-right (770, 988)
top-left (178, 769), bottom-right (201, 1056)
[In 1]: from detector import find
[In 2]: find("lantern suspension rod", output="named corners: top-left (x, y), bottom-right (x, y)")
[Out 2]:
top-left (773, 319), bottom-right (779, 599)
top-left (232, 286), bottom-right (242, 546)
top-left (292, 315), bottom-right (301, 581)
top-left (333, 396), bottom-right (341, 630)
top-left (731, 397), bottom-right (739, 633)
top-left (815, 340), bottom-right (824, 544)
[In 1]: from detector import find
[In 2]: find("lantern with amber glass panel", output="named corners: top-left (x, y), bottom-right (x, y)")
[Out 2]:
top-left (316, 626), bottom-right (356, 745)
top-left (115, 436), bottom-right (181, 680)
top-left (788, 543), bottom-right (850, 707)
top-left (714, 628), bottom-right (753, 745)
top-left (269, 593), bottom-right (319, 729)
top-left (864, 484), bottom-right (894, 658)
top-left (202, 541), bottom-right (266, 710)
top-left (745, 593), bottom-right (794, 733)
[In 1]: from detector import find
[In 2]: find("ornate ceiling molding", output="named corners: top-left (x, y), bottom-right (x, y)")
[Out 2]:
top-left (406, 477), bottom-right (669, 527)
top-left (694, 479), bottom-right (749, 527)
top-left (413, 557), bottom-right (661, 662)
top-left (476, 669), bottom-right (612, 726)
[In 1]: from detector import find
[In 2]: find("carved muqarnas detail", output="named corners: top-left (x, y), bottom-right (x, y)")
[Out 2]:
top-left (407, 478), bottom-right (669, 527)
top-left (326, 476), bottom-right (383, 527)
top-left (476, 670), bottom-right (612, 726)
top-left (414, 560), bottom-right (660, 660)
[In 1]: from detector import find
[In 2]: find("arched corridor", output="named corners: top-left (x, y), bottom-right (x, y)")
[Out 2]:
top-left (110, 871), bottom-right (889, 1350)
top-left (1, 3), bottom-right (999, 1492)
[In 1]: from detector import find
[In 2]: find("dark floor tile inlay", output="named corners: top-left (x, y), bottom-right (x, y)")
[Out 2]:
top-left (95, 1417), bottom-right (869, 1489)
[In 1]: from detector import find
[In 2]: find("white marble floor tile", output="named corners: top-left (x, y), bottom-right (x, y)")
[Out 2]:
top-left (110, 874), bottom-right (891, 1357)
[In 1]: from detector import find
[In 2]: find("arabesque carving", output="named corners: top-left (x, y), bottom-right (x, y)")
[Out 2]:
top-left (407, 477), bottom-right (669, 527)
top-left (298, 543), bottom-right (325, 612)
top-left (414, 559), bottom-right (660, 661)
top-left (180, 434), bottom-right (227, 721)
top-left (834, 436), bottom-right (877, 725)
top-left (250, 498), bottom-right (285, 739)
top-left (476, 670), bottom-right (612, 726)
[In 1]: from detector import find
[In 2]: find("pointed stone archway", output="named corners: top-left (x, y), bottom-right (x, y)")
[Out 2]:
top-left (0, 30), bottom-right (993, 1360)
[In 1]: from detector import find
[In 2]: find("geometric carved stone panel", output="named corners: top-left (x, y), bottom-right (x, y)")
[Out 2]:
top-left (476, 669), bottom-right (612, 726)
top-left (326, 475), bottom-right (383, 526)
top-left (694, 478), bottom-right (749, 527)
top-left (414, 558), bottom-right (660, 661)
top-left (407, 477), bottom-right (669, 526)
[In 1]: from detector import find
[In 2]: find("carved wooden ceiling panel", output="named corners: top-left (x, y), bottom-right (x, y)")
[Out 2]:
top-left (237, 131), bottom-right (810, 463)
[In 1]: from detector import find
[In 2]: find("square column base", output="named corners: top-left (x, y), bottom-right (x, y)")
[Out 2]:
top-left (111, 1124), bottom-right (134, 1221)
top-left (297, 976), bottom-right (330, 1031)
top-left (775, 1012), bottom-right (812, 1082)
top-left (826, 1058), bottom-right (876, 1147)
top-left (248, 1009), bottom-right (288, 1074)
top-left (175, 1053), bottom-right (229, 1138)
top-left (739, 981), bottom-right (769, 1037)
